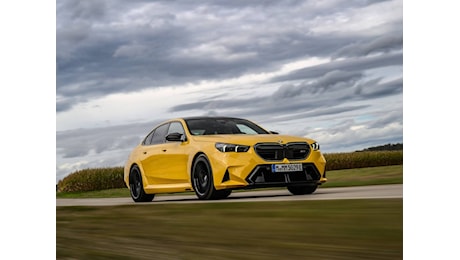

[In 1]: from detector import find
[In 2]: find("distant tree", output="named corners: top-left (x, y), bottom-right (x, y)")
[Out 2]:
top-left (357, 143), bottom-right (403, 152)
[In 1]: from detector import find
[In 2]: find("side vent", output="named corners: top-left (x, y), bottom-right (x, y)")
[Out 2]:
top-left (222, 169), bottom-right (230, 183)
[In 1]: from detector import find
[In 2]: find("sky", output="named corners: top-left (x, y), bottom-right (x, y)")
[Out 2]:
top-left (56, 0), bottom-right (403, 183)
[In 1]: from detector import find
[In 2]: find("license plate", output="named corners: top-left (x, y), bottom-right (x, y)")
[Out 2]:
top-left (271, 164), bottom-right (303, 172)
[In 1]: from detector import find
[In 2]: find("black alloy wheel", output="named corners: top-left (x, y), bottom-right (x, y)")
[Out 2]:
top-left (192, 155), bottom-right (231, 200)
top-left (192, 155), bottom-right (215, 200)
top-left (287, 184), bottom-right (318, 195)
top-left (129, 165), bottom-right (155, 202)
top-left (213, 189), bottom-right (232, 199)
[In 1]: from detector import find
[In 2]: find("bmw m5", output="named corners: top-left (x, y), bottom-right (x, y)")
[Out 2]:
top-left (124, 117), bottom-right (327, 202)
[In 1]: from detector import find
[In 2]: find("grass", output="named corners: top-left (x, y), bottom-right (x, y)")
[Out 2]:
top-left (56, 165), bottom-right (403, 198)
top-left (56, 165), bottom-right (403, 259)
top-left (321, 164), bottom-right (402, 188)
top-left (56, 199), bottom-right (402, 259)
top-left (56, 187), bottom-right (131, 198)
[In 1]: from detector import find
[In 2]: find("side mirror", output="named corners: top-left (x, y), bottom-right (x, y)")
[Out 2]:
top-left (166, 132), bottom-right (185, 142)
top-left (269, 131), bottom-right (279, 135)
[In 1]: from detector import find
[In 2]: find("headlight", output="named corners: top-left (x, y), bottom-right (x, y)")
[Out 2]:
top-left (215, 143), bottom-right (250, 153)
top-left (310, 142), bottom-right (320, 151)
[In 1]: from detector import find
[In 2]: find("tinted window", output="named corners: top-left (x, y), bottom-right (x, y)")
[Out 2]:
top-left (236, 124), bottom-right (259, 135)
top-left (142, 130), bottom-right (155, 145)
top-left (151, 123), bottom-right (169, 145)
top-left (185, 118), bottom-right (269, 135)
top-left (167, 122), bottom-right (185, 136)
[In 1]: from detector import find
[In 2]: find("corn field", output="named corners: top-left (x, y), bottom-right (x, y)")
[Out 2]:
top-left (324, 151), bottom-right (403, 171)
top-left (57, 151), bottom-right (403, 192)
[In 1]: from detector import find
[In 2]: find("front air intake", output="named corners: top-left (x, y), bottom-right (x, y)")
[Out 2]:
top-left (254, 142), bottom-right (310, 161)
top-left (245, 163), bottom-right (321, 186)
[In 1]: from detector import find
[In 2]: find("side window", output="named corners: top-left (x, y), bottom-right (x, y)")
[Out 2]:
top-left (167, 122), bottom-right (185, 136)
top-left (151, 123), bottom-right (169, 145)
top-left (142, 130), bottom-right (155, 145)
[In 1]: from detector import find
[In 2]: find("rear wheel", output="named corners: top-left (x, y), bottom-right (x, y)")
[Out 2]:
top-left (129, 165), bottom-right (155, 202)
top-left (192, 155), bottom-right (231, 200)
top-left (287, 184), bottom-right (318, 195)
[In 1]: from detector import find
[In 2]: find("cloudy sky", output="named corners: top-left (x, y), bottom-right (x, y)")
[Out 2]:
top-left (56, 0), bottom-right (403, 183)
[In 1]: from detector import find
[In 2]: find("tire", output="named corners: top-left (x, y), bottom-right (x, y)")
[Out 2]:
top-left (192, 154), bottom-right (225, 200)
top-left (129, 165), bottom-right (155, 202)
top-left (287, 184), bottom-right (318, 195)
top-left (213, 189), bottom-right (232, 200)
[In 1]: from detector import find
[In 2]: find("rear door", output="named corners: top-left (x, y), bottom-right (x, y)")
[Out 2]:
top-left (139, 123), bottom-right (169, 185)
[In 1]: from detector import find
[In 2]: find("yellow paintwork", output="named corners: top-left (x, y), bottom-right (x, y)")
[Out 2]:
top-left (124, 118), bottom-right (327, 195)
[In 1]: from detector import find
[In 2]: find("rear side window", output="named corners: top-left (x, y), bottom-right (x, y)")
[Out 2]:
top-left (143, 123), bottom-right (170, 145)
top-left (142, 131), bottom-right (155, 145)
top-left (151, 123), bottom-right (169, 145)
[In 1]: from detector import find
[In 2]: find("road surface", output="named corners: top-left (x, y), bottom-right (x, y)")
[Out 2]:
top-left (56, 184), bottom-right (402, 207)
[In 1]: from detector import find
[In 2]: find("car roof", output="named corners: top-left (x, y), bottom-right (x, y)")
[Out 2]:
top-left (181, 116), bottom-right (245, 121)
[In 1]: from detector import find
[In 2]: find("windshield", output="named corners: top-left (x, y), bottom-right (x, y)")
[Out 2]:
top-left (185, 118), bottom-right (270, 135)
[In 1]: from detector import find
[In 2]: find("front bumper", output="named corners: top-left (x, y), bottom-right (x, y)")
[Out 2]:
top-left (210, 149), bottom-right (327, 190)
top-left (244, 163), bottom-right (322, 188)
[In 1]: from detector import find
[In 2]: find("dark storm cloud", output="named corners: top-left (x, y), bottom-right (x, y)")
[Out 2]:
top-left (57, 0), bottom-right (402, 112)
top-left (332, 33), bottom-right (403, 59)
top-left (170, 67), bottom-right (402, 120)
top-left (368, 109), bottom-right (403, 128)
top-left (170, 98), bottom-right (254, 112)
top-left (270, 52), bottom-right (403, 83)
top-left (258, 105), bottom-right (371, 125)
top-left (358, 77), bottom-right (403, 98)
top-left (272, 70), bottom-right (363, 98)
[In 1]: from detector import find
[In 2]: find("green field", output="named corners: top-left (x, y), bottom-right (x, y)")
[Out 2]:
top-left (56, 165), bottom-right (403, 259)
top-left (57, 199), bottom-right (402, 259)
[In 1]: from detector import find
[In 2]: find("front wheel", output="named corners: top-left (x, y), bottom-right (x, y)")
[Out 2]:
top-left (192, 155), bottom-right (230, 200)
top-left (287, 184), bottom-right (318, 195)
top-left (129, 165), bottom-right (155, 202)
top-left (213, 189), bottom-right (232, 200)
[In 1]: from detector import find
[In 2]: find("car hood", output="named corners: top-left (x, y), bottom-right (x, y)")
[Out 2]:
top-left (190, 134), bottom-right (316, 146)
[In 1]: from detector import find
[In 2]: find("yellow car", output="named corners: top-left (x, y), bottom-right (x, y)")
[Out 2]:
top-left (124, 117), bottom-right (327, 202)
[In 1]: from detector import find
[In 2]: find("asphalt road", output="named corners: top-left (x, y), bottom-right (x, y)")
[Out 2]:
top-left (56, 184), bottom-right (402, 207)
